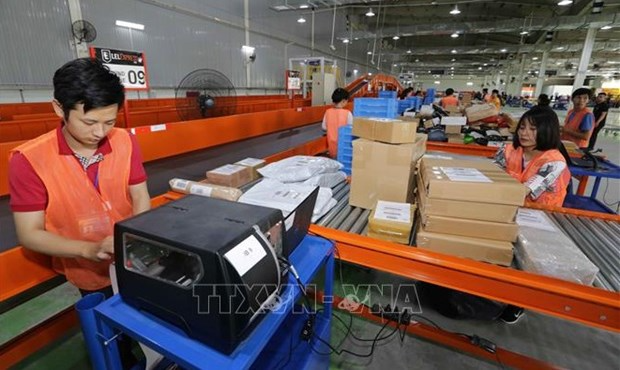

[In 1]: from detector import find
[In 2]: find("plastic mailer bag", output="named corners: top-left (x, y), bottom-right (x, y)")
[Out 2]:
top-left (514, 209), bottom-right (599, 286)
top-left (312, 198), bottom-right (338, 223)
top-left (238, 179), bottom-right (332, 218)
top-left (302, 171), bottom-right (347, 188)
top-left (257, 156), bottom-right (343, 183)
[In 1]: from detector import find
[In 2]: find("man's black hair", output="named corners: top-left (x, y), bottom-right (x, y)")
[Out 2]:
top-left (571, 87), bottom-right (591, 99)
top-left (482, 88), bottom-right (488, 92)
top-left (492, 89), bottom-right (499, 94)
top-left (399, 87), bottom-right (414, 99)
top-left (445, 88), bottom-right (454, 96)
top-left (537, 94), bottom-right (550, 106)
top-left (331, 88), bottom-right (350, 104)
top-left (598, 92), bottom-right (607, 97)
top-left (513, 105), bottom-right (561, 151)
top-left (53, 58), bottom-right (125, 119)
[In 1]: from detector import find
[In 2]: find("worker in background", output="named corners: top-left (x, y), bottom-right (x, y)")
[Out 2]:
top-left (399, 87), bottom-right (414, 100)
top-left (482, 88), bottom-right (491, 102)
top-left (537, 93), bottom-right (551, 107)
top-left (560, 88), bottom-right (595, 149)
top-left (439, 88), bottom-right (459, 108)
top-left (489, 89), bottom-right (502, 110)
top-left (322, 87), bottom-right (353, 158)
top-left (588, 92), bottom-right (609, 150)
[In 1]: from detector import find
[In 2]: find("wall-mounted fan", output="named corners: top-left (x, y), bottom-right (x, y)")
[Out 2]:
top-left (71, 20), bottom-right (97, 44)
top-left (174, 69), bottom-right (237, 121)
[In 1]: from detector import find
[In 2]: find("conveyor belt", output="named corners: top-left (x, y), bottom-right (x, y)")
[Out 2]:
top-left (548, 213), bottom-right (620, 292)
top-left (0, 123), bottom-right (324, 252)
top-left (308, 181), bottom-right (619, 291)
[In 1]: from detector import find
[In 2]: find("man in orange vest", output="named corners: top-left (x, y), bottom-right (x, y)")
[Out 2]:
top-left (439, 88), bottom-right (459, 108)
top-left (9, 58), bottom-right (151, 297)
top-left (560, 88), bottom-right (595, 149)
top-left (322, 88), bottom-right (353, 158)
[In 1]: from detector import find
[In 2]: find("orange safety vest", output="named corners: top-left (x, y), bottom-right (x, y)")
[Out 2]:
top-left (504, 144), bottom-right (571, 207)
top-left (11, 128), bottom-right (133, 290)
top-left (561, 109), bottom-right (593, 148)
top-left (440, 96), bottom-right (458, 108)
top-left (324, 108), bottom-right (351, 158)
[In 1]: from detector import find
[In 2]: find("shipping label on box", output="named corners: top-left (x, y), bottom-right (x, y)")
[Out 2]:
top-left (441, 116), bottom-right (467, 126)
top-left (367, 201), bottom-right (415, 245)
top-left (235, 157), bottom-right (266, 181)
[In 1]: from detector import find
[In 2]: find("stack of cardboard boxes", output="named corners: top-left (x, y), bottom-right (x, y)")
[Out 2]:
top-left (349, 117), bottom-right (427, 210)
top-left (416, 157), bottom-right (527, 266)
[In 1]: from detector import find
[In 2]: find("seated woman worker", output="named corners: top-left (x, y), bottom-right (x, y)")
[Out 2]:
top-left (494, 105), bottom-right (571, 208)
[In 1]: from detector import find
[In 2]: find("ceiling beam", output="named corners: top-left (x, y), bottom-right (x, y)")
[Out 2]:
top-left (344, 12), bottom-right (620, 39)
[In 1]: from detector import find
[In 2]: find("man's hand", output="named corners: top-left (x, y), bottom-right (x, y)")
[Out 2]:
top-left (82, 236), bottom-right (114, 262)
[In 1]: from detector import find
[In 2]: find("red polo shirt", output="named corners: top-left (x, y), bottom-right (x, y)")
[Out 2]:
top-left (9, 126), bottom-right (147, 212)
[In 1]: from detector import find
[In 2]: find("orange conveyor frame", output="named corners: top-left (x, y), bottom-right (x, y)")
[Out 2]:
top-left (1, 109), bottom-right (618, 368)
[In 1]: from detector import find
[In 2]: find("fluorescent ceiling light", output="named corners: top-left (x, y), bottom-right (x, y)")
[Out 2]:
top-left (556, 46), bottom-right (565, 50)
top-left (407, 49), bottom-right (412, 53)
top-left (297, 16), bottom-right (306, 23)
top-left (601, 25), bottom-right (612, 30)
top-left (415, 59), bottom-right (419, 62)
top-left (478, 67), bottom-right (482, 70)
top-left (115, 20), bottom-right (144, 30)
top-left (366, 8), bottom-right (375, 17)
top-left (520, 31), bottom-right (529, 35)
top-left (353, 69), bottom-right (358, 74)
top-left (500, 48), bottom-right (507, 53)
top-left (368, 72), bottom-right (373, 76)
top-left (434, 80), bottom-right (441, 84)
top-left (450, 5), bottom-right (460, 15)
top-left (451, 32), bottom-right (459, 38)
top-left (367, 51), bottom-right (372, 55)
top-left (532, 57), bottom-right (539, 60)
top-left (342, 38), bottom-right (350, 43)
top-left (299, 4), bottom-right (309, 9)
top-left (393, 64), bottom-right (398, 67)
top-left (483, 63), bottom-right (488, 66)
top-left (393, 35), bottom-right (400, 40)
top-left (467, 82), bottom-right (474, 86)
top-left (558, 0), bottom-right (573, 5)
top-left (450, 67), bottom-right (454, 70)
top-left (451, 58), bottom-right (456, 62)
top-left (241, 45), bottom-right (255, 53)
top-left (451, 49), bottom-right (457, 54)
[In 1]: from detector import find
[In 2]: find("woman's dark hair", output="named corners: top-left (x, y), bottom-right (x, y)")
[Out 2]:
top-left (53, 58), bottom-right (125, 119)
top-left (513, 105), bottom-right (561, 151)
top-left (331, 88), bottom-right (350, 104)
top-left (537, 94), bottom-right (550, 106)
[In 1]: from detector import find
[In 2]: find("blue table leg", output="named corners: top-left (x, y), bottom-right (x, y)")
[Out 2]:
top-left (591, 176), bottom-right (602, 199)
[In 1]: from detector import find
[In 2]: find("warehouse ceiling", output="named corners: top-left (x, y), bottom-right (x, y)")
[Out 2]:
top-left (270, 0), bottom-right (620, 81)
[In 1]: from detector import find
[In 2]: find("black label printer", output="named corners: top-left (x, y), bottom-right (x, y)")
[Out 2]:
top-left (114, 195), bottom-right (286, 354)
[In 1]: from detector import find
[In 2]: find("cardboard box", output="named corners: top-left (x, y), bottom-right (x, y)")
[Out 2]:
top-left (465, 103), bottom-right (498, 123)
top-left (352, 117), bottom-right (418, 144)
top-left (421, 214), bottom-right (518, 242)
top-left (234, 157), bottom-right (266, 181)
top-left (461, 93), bottom-right (472, 106)
top-left (417, 175), bottom-right (518, 223)
top-left (419, 158), bottom-right (526, 206)
top-left (416, 229), bottom-right (514, 266)
top-left (445, 125), bottom-right (462, 135)
top-left (444, 105), bottom-right (462, 115)
top-left (367, 201), bottom-right (416, 244)
top-left (350, 136), bottom-right (426, 209)
top-left (206, 164), bottom-right (253, 188)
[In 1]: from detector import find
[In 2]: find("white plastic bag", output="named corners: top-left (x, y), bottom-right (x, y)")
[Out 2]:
top-left (312, 198), bottom-right (337, 223)
top-left (257, 156), bottom-right (343, 183)
top-left (238, 179), bottom-right (332, 217)
top-left (302, 171), bottom-right (347, 188)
